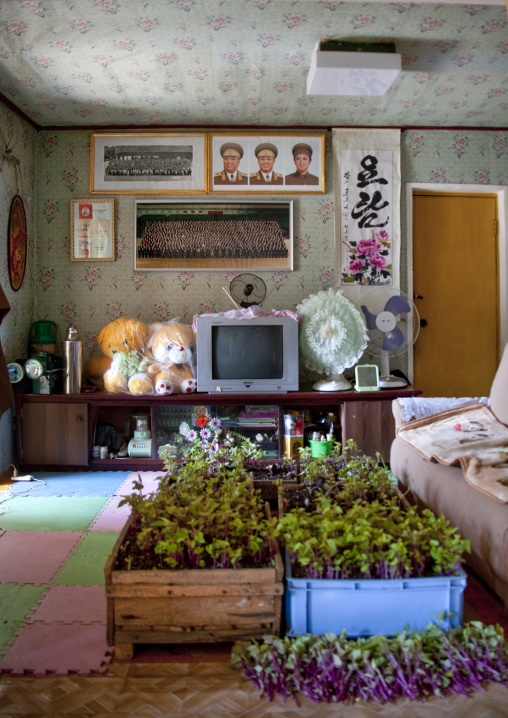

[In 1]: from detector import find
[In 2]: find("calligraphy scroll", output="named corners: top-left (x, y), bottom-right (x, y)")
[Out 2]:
top-left (333, 129), bottom-right (401, 288)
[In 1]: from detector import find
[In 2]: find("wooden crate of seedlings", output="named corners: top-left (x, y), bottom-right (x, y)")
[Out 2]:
top-left (105, 515), bottom-right (284, 660)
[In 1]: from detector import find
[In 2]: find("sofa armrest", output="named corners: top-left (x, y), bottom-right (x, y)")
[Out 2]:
top-left (393, 396), bottom-right (488, 426)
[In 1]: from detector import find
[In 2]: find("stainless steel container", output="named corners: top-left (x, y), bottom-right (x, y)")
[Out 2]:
top-left (62, 326), bottom-right (82, 394)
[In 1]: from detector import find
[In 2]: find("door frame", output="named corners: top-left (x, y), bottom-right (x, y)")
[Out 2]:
top-left (406, 183), bottom-right (508, 384)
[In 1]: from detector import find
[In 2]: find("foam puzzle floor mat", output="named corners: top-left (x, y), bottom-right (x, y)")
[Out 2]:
top-left (0, 470), bottom-right (160, 676)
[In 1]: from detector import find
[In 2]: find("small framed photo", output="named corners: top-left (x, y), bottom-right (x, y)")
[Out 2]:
top-left (90, 133), bottom-right (207, 194)
top-left (208, 133), bottom-right (325, 194)
top-left (70, 199), bottom-right (115, 261)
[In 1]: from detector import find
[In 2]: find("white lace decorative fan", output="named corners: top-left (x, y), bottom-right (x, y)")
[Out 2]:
top-left (296, 288), bottom-right (368, 391)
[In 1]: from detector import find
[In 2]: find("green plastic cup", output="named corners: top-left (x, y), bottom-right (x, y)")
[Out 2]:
top-left (309, 439), bottom-right (334, 458)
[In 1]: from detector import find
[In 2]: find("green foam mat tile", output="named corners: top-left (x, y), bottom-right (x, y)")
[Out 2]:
top-left (54, 531), bottom-right (120, 587)
top-left (0, 585), bottom-right (47, 652)
top-left (0, 621), bottom-right (23, 653)
top-left (0, 497), bottom-right (109, 531)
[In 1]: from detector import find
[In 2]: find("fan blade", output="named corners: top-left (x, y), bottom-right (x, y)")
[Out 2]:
top-left (384, 295), bottom-right (410, 315)
top-left (360, 305), bottom-right (378, 330)
top-left (382, 327), bottom-right (405, 351)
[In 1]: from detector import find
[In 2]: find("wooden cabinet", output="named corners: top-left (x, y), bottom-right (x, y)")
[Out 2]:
top-left (19, 400), bottom-right (88, 467)
top-left (341, 399), bottom-right (398, 462)
top-left (14, 386), bottom-right (420, 471)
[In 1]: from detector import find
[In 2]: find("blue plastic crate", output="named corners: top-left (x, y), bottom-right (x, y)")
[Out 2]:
top-left (284, 552), bottom-right (466, 637)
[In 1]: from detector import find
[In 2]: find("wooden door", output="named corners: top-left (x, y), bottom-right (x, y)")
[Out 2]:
top-left (21, 401), bottom-right (88, 466)
top-left (412, 192), bottom-right (499, 397)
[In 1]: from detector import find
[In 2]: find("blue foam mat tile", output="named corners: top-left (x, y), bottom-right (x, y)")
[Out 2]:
top-left (8, 471), bottom-right (131, 498)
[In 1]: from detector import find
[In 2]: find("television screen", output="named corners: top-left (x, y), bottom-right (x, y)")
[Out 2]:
top-left (211, 325), bottom-right (283, 380)
top-left (196, 314), bottom-right (299, 393)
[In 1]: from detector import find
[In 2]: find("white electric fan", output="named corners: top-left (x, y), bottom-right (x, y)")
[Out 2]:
top-left (297, 288), bottom-right (369, 391)
top-left (359, 288), bottom-right (420, 388)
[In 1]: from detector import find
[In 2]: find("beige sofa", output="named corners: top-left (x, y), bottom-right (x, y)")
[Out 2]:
top-left (390, 344), bottom-right (508, 609)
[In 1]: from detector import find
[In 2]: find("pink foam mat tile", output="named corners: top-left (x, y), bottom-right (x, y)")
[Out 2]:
top-left (114, 470), bottom-right (163, 497)
top-left (28, 585), bottom-right (107, 624)
top-left (0, 622), bottom-right (113, 676)
top-left (89, 495), bottom-right (131, 532)
top-left (0, 531), bottom-right (85, 585)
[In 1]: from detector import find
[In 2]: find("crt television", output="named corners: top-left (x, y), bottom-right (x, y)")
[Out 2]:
top-left (196, 315), bottom-right (299, 393)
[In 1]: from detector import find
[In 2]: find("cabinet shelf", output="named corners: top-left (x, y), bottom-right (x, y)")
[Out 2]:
top-left (14, 386), bottom-right (420, 472)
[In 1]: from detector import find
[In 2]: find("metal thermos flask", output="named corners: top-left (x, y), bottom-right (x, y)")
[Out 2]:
top-left (63, 326), bottom-right (82, 394)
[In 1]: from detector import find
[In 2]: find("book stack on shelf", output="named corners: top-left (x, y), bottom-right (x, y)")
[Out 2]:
top-left (238, 406), bottom-right (279, 458)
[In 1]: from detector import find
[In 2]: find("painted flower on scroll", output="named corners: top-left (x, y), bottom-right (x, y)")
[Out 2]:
top-left (342, 230), bottom-right (391, 285)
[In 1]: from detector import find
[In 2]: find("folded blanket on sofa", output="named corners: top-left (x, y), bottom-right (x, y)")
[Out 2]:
top-left (397, 403), bottom-right (508, 503)
top-left (396, 396), bottom-right (488, 424)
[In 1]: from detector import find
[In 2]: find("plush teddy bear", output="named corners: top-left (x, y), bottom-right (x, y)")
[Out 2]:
top-left (96, 318), bottom-right (154, 395)
top-left (146, 321), bottom-right (197, 395)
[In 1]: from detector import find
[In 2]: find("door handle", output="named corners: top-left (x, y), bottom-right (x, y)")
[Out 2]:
top-left (420, 319), bottom-right (428, 328)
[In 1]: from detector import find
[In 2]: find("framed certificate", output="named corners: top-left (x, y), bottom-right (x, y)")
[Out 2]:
top-left (70, 199), bottom-right (114, 261)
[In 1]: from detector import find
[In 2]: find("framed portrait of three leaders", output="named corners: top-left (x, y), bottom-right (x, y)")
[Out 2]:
top-left (209, 133), bottom-right (325, 194)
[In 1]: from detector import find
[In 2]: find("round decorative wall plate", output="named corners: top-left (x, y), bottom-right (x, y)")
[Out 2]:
top-left (8, 194), bottom-right (27, 292)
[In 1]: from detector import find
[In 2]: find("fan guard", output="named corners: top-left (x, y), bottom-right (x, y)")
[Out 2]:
top-left (359, 288), bottom-right (420, 388)
top-left (229, 273), bottom-right (267, 308)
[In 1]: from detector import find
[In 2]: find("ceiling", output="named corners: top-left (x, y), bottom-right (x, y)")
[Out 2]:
top-left (0, 0), bottom-right (507, 130)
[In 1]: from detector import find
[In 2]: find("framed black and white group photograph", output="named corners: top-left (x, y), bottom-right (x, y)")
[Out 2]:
top-left (208, 133), bottom-right (325, 194)
top-left (90, 133), bottom-right (207, 194)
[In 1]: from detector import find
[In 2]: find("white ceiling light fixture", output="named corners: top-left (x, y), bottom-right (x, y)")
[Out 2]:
top-left (307, 41), bottom-right (402, 97)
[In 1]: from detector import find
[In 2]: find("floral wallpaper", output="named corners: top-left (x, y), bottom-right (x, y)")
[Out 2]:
top-left (0, 1), bottom-right (508, 474)
top-left (0, 1), bottom-right (507, 129)
top-left (0, 106), bottom-right (37, 473)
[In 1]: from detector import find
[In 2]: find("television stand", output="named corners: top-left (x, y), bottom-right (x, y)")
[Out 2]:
top-left (14, 386), bottom-right (420, 471)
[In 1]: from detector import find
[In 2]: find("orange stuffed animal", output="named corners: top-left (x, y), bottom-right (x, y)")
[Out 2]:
top-left (96, 317), bottom-right (154, 395)
top-left (146, 321), bottom-right (197, 395)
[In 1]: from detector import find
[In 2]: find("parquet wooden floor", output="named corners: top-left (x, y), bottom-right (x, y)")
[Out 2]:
top-left (1, 660), bottom-right (508, 717)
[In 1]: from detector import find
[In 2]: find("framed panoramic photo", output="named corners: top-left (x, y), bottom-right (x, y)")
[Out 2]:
top-left (134, 199), bottom-right (293, 272)
top-left (208, 133), bottom-right (325, 194)
top-left (70, 199), bottom-right (115, 261)
top-left (90, 133), bottom-right (207, 194)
